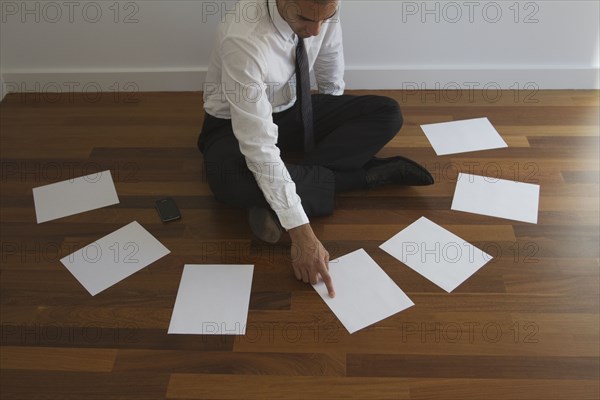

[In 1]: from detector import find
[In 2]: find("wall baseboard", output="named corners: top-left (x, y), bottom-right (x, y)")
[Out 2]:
top-left (2, 67), bottom-right (598, 101)
top-left (0, 74), bottom-right (6, 101)
top-left (1, 70), bottom-right (206, 101)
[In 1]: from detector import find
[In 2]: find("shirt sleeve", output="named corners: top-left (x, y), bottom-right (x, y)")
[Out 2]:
top-left (314, 10), bottom-right (345, 95)
top-left (220, 36), bottom-right (309, 230)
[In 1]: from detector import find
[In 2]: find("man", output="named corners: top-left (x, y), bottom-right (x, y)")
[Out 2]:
top-left (198, 0), bottom-right (433, 298)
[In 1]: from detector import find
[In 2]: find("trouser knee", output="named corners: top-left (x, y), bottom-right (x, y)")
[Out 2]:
top-left (204, 159), bottom-right (256, 205)
top-left (376, 95), bottom-right (403, 136)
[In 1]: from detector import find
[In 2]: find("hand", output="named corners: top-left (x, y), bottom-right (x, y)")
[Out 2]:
top-left (288, 223), bottom-right (335, 298)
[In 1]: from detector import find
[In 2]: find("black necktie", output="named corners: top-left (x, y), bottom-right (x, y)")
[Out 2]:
top-left (295, 37), bottom-right (315, 152)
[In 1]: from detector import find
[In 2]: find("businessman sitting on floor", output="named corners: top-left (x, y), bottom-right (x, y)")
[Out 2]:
top-left (198, 0), bottom-right (434, 298)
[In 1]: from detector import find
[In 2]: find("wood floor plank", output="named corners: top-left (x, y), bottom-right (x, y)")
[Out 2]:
top-left (0, 370), bottom-right (170, 400)
top-left (0, 324), bottom-right (235, 351)
top-left (409, 379), bottom-right (600, 400)
top-left (347, 354), bottom-right (599, 379)
top-left (167, 374), bottom-right (411, 400)
top-left (317, 223), bottom-right (516, 242)
top-left (0, 346), bottom-right (117, 372)
top-left (113, 350), bottom-right (344, 376)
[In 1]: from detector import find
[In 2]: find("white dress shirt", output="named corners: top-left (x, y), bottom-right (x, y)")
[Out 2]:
top-left (203, 0), bottom-right (345, 230)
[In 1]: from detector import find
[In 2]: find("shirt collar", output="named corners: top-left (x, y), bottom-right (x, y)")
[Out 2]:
top-left (267, 0), bottom-right (296, 43)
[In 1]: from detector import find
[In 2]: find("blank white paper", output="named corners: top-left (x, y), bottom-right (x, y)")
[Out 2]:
top-left (168, 265), bottom-right (254, 335)
top-left (452, 173), bottom-right (540, 223)
top-left (380, 217), bottom-right (492, 293)
top-left (60, 221), bottom-right (170, 296)
top-left (312, 249), bottom-right (414, 334)
top-left (33, 170), bottom-right (119, 223)
top-left (420, 117), bottom-right (508, 155)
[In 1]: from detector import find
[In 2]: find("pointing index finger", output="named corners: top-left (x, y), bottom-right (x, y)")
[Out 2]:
top-left (319, 261), bottom-right (335, 298)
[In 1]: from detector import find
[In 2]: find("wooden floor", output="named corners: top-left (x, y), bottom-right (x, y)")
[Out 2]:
top-left (1, 90), bottom-right (598, 399)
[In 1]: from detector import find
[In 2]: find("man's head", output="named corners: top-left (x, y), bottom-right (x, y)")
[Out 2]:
top-left (277, 0), bottom-right (340, 38)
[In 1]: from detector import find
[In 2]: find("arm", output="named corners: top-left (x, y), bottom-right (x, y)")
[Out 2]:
top-left (220, 37), bottom-right (335, 297)
top-left (314, 8), bottom-right (345, 95)
top-left (221, 36), bottom-right (308, 229)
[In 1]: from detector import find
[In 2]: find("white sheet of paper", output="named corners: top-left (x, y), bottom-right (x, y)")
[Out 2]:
top-left (451, 173), bottom-right (540, 223)
top-left (60, 221), bottom-right (170, 296)
top-left (312, 249), bottom-right (414, 334)
top-left (420, 117), bottom-right (508, 155)
top-left (380, 217), bottom-right (492, 293)
top-left (33, 170), bottom-right (119, 223)
top-left (168, 265), bottom-right (254, 335)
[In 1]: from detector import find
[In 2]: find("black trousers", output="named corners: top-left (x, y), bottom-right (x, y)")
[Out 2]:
top-left (197, 94), bottom-right (403, 217)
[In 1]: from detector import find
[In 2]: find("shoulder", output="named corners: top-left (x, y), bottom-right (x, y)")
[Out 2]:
top-left (217, 1), bottom-right (273, 48)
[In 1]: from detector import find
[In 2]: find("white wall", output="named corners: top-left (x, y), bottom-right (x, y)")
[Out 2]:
top-left (1, 0), bottom-right (599, 99)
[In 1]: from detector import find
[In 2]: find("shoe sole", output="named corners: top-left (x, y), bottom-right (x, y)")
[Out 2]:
top-left (248, 207), bottom-right (283, 244)
top-left (369, 156), bottom-right (434, 186)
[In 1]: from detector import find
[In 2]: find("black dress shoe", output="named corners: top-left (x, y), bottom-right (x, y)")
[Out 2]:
top-left (248, 207), bottom-right (283, 244)
top-left (365, 156), bottom-right (434, 187)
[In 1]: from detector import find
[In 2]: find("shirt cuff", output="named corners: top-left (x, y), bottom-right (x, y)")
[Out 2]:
top-left (317, 82), bottom-right (345, 96)
top-left (275, 203), bottom-right (309, 230)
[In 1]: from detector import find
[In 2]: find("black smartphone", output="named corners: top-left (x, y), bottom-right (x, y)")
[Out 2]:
top-left (155, 197), bottom-right (181, 222)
